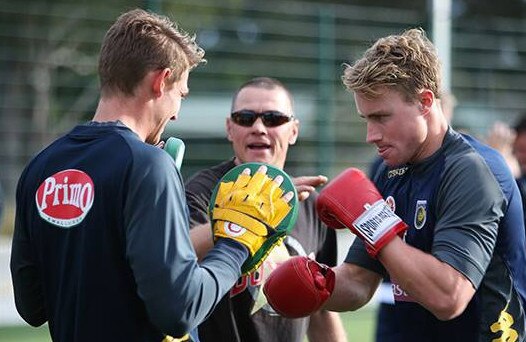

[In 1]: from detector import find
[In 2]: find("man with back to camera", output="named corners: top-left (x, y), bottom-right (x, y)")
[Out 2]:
top-left (185, 77), bottom-right (347, 342)
top-left (263, 28), bottom-right (526, 341)
top-left (10, 9), bottom-right (296, 342)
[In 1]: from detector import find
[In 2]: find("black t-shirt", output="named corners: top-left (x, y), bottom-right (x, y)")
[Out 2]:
top-left (185, 159), bottom-right (338, 342)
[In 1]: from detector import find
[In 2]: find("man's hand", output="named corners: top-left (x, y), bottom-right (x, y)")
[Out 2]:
top-left (293, 175), bottom-right (328, 201)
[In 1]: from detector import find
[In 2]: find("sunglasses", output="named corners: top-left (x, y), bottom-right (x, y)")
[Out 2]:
top-left (230, 110), bottom-right (294, 127)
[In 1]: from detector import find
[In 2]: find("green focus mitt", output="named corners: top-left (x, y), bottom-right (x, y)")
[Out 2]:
top-left (209, 162), bottom-right (298, 275)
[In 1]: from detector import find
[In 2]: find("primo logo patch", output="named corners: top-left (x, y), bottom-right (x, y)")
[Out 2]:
top-left (414, 200), bottom-right (427, 230)
top-left (35, 169), bottom-right (94, 228)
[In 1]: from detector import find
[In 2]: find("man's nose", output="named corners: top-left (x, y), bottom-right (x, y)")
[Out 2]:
top-left (366, 124), bottom-right (381, 144)
top-left (251, 117), bottom-right (268, 132)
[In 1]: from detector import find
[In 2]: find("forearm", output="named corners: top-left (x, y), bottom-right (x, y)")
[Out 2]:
top-left (307, 310), bottom-right (348, 342)
top-left (378, 238), bottom-right (475, 320)
top-left (190, 223), bottom-right (213, 261)
top-left (324, 263), bottom-right (380, 312)
top-left (140, 239), bottom-right (247, 337)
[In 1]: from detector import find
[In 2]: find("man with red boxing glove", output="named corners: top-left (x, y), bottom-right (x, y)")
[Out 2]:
top-left (264, 28), bottom-right (526, 341)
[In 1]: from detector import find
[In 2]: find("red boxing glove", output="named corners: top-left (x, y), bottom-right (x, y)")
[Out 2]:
top-left (316, 168), bottom-right (407, 257)
top-left (263, 256), bottom-right (335, 318)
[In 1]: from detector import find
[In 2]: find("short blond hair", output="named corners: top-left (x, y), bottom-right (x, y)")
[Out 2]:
top-left (342, 28), bottom-right (441, 103)
top-left (99, 9), bottom-right (205, 97)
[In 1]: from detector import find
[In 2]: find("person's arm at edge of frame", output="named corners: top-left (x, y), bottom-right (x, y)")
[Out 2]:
top-left (307, 309), bottom-right (348, 342)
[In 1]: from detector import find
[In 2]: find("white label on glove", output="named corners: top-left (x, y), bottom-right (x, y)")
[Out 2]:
top-left (223, 221), bottom-right (247, 237)
top-left (353, 200), bottom-right (402, 245)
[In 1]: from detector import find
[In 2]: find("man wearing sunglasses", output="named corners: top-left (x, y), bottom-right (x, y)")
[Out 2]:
top-left (185, 77), bottom-right (347, 342)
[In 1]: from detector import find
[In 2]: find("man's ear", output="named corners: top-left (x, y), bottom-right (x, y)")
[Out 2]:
top-left (288, 119), bottom-right (299, 145)
top-left (152, 68), bottom-right (172, 97)
top-left (418, 89), bottom-right (434, 114)
top-left (226, 117), bottom-right (234, 142)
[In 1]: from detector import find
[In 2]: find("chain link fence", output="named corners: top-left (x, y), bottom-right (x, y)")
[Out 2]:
top-left (2, 0), bottom-right (526, 233)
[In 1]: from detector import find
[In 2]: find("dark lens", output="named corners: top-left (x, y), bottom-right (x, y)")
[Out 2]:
top-left (261, 111), bottom-right (292, 127)
top-left (231, 110), bottom-right (292, 127)
top-left (231, 110), bottom-right (257, 127)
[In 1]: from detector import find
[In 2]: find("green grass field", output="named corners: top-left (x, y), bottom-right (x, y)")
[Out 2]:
top-left (0, 324), bottom-right (51, 342)
top-left (0, 307), bottom-right (377, 341)
top-left (341, 307), bottom-right (377, 341)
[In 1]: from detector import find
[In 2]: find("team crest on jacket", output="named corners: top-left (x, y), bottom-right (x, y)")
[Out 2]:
top-left (385, 196), bottom-right (396, 212)
top-left (414, 200), bottom-right (427, 230)
top-left (35, 169), bottom-right (94, 228)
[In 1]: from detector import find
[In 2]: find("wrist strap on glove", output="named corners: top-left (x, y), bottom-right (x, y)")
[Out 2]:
top-left (353, 199), bottom-right (406, 245)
